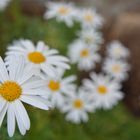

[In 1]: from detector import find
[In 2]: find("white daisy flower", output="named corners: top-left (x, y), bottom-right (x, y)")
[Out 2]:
top-left (103, 59), bottom-right (130, 82)
top-left (77, 27), bottom-right (103, 48)
top-left (44, 2), bottom-right (77, 27)
top-left (0, 0), bottom-right (11, 11)
top-left (6, 39), bottom-right (70, 77)
top-left (42, 68), bottom-right (76, 108)
top-left (107, 41), bottom-right (130, 59)
top-left (68, 40), bottom-right (100, 71)
top-left (0, 56), bottom-right (50, 137)
top-left (61, 87), bottom-right (95, 124)
top-left (76, 8), bottom-right (103, 29)
top-left (83, 73), bottom-right (123, 110)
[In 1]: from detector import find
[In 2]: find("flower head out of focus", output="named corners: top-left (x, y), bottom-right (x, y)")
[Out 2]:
top-left (107, 41), bottom-right (130, 59)
top-left (61, 87), bottom-right (95, 124)
top-left (0, 0), bottom-right (11, 11)
top-left (6, 39), bottom-right (70, 77)
top-left (44, 2), bottom-right (103, 29)
top-left (0, 56), bottom-right (50, 137)
top-left (44, 2), bottom-right (77, 27)
top-left (77, 28), bottom-right (103, 48)
top-left (77, 8), bottom-right (103, 29)
top-left (42, 68), bottom-right (76, 108)
top-left (103, 59), bottom-right (130, 82)
top-left (68, 40), bottom-right (101, 71)
top-left (83, 73), bottom-right (124, 110)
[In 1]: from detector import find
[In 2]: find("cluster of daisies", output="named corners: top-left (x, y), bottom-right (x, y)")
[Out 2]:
top-left (44, 1), bottom-right (130, 123)
top-left (0, 1), bottom-right (130, 138)
top-left (0, 40), bottom-right (72, 137)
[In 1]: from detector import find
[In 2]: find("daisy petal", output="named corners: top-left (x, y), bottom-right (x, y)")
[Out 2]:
top-left (0, 103), bottom-right (8, 127)
top-left (21, 95), bottom-right (49, 110)
top-left (0, 97), bottom-right (6, 111)
top-left (14, 107), bottom-right (26, 136)
top-left (0, 57), bottom-right (9, 82)
top-left (15, 100), bottom-right (30, 130)
top-left (7, 103), bottom-right (16, 137)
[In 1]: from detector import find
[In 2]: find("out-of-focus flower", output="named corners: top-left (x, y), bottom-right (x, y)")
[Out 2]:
top-left (61, 87), bottom-right (95, 124)
top-left (0, 56), bottom-right (50, 137)
top-left (68, 40), bottom-right (100, 71)
top-left (107, 41), bottom-right (130, 59)
top-left (6, 39), bottom-right (70, 77)
top-left (42, 68), bottom-right (76, 108)
top-left (76, 8), bottom-right (103, 29)
top-left (77, 27), bottom-right (103, 48)
top-left (0, 0), bottom-right (11, 11)
top-left (44, 2), bottom-right (77, 27)
top-left (103, 59), bottom-right (130, 82)
top-left (83, 73), bottom-right (123, 110)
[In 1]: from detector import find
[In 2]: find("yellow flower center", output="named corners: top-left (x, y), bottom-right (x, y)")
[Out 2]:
top-left (80, 49), bottom-right (89, 57)
top-left (97, 85), bottom-right (108, 95)
top-left (84, 14), bottom-right (93, 22)
top-left (112, 65), bottom-right (121, 73)
top-left (73, 99), bottom-right (83, 109)
top-left (58, 7), bottom-right (69, 15)
top-left (0, 81), bottom-right (22, 102)
top-left (48, 80), bottom-right (60, 92)
top-left (28, 52), bottom-right (46, 64)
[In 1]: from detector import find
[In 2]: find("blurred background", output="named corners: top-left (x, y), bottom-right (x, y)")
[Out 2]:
top-left (0, 0), bottom-right (140, 140)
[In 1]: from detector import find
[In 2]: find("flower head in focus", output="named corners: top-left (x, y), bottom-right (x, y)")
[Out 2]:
top-left (0, 56), bottom-right (50, 137)
top-left (6, 39), bottom-right (70, 77)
